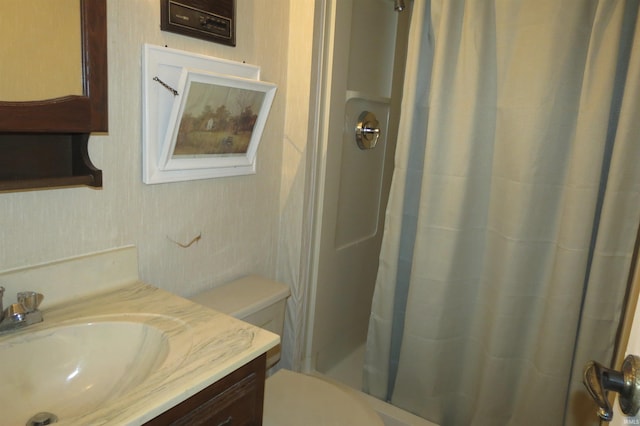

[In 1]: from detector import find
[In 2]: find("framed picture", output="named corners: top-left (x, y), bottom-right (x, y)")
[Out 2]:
top-left (158, 68), bottom-right (276, 177)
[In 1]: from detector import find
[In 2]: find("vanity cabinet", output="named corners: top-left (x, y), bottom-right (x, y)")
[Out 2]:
top-left (144, 353), bottom-right (266, 426)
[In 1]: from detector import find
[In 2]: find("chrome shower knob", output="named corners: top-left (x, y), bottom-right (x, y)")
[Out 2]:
top-left (355, 111), bottom-right (381, 150)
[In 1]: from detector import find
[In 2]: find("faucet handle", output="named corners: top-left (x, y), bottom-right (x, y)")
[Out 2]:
top-left (17, 291), bottom-right (43, 312)
top-left (4, 303), bottom-right (27, 323)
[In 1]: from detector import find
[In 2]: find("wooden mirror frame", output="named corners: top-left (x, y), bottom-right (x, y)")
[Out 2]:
top-left (0, 0), bottom-right (108, 133)
top-left (0, 0), bottom-right (107, 191)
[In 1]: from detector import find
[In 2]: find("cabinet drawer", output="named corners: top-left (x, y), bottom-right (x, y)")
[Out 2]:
top-left (145, 353), bottom-right (266, 426)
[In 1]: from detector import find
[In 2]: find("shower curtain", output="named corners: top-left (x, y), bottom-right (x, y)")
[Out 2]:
top-left (364, 1), bottom-right (640, 425)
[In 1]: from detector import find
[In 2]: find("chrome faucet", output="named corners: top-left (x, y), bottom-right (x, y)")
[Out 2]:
top-left (0, 287), bottom-right (44, 334)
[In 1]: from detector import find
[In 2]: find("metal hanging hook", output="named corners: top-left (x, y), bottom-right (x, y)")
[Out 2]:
top-left (584, 354), bottom-right (640, 421)
top-left (394, 0), bottom-right (406, 12)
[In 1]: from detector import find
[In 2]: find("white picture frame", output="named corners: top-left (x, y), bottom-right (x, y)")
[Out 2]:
top-left (142, 45), bottom-right (276, 184)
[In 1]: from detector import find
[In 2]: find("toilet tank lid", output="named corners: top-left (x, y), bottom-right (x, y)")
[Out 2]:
top-left (190, 275), bottom-right (290, 319)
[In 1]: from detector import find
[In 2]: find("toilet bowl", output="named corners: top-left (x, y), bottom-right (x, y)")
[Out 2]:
top-left (264, 369), bottom-right (383, 426)
top-left (190, 275), bottom-right (384, 426)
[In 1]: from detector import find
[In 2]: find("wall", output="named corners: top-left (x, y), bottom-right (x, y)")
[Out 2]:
top-left (0, 0), bottom-right (306, 366)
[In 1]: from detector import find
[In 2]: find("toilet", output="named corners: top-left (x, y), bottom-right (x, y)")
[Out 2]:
top-left (190, 275), bottom-right (384, 426)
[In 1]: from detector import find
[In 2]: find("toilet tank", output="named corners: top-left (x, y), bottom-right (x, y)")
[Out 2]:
top-left (190, 275), bottom-right (290, 336)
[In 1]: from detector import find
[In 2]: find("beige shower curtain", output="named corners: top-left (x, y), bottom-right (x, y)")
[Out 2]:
top-left (365, 1), bottom-right (640, 425)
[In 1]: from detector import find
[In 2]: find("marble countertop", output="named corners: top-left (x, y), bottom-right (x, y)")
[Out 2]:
top-left (4, 281), bottom-right (279, 425)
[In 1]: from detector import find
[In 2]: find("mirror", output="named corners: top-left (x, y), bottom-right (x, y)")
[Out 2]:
top-left (0, 0), bottom-right (107, 133)
top-left (0, 0), bottom-right (83, 102)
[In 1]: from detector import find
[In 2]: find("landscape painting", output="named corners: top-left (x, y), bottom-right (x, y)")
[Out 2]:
top-left (160, 68), bottom-right (277, 175)
top-left (173, 82), bottom-right (265, 157)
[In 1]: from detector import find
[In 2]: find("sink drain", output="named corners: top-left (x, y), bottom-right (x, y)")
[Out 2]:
top-left (26, 412), bottom-right (58, 426)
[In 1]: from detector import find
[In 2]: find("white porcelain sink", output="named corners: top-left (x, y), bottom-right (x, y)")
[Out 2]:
top-left (0, 314), bottom-right (192, 425)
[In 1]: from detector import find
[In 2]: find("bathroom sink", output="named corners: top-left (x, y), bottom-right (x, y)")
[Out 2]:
top-left (0, 315), bottom-right (191, 425)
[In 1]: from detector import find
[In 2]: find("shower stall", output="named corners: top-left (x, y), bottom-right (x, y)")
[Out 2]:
top-left (303, 0), bottom-right (410, 396)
